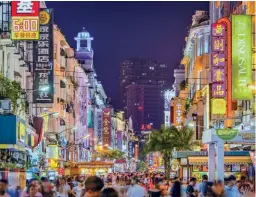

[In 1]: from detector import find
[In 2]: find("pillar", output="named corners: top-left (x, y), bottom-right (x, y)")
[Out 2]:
top-left (216, 141), bottom-right (224, 182)
top-left (208, 143), bottom-right (216, 182)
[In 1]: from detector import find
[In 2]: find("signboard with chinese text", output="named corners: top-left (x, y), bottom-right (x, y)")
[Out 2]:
top-left (216, 129), bottom-right (238, 140)
top-left (211, 22), bottom-right (227, 103)
top-left (11, 1), bottom-right (40, 40)
top-left (212, 84), bottom-right (226, 98)
top-left (128, 141), bottom-right (134, 158)
top-left (33, 9), bottom-right (54, 103)
top-left (212, 37), bottom-right (225, 52)
top-left (102, 108), bottom-right (111, 146)
top-left (211, 23), bottom-right (226, 37)
top-left (172, 97), bottom-right (185, 129)
top-left (96, 111), bottom-right (102, 144)
top-left (211, 99), bottom-right (226, 115)
top-left (212, 54), bottom-right (225, 67)
top-left (232, 15), bottom-right (253, 100)
top-left (212, 68), bottom-right (225, 83)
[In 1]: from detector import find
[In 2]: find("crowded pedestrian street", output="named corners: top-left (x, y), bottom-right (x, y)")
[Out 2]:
top-left (0, 0), bottom-right (255, 197)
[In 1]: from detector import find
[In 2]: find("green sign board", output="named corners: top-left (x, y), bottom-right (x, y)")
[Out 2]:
top-left (216, 129), bottom-right (238, 140)
top-left (232, 15), bottom-right (253, 100)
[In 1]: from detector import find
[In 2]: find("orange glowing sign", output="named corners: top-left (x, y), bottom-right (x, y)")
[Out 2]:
top-left (11, 17), bottom-right (39, 40)
top-left (173, 97), bottom-right (185, 129)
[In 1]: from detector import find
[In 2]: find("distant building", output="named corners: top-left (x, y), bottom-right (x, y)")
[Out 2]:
top-left (173, 64), bottom-right (185, 96)
top-left (120, 59), bottom-right (171, 133)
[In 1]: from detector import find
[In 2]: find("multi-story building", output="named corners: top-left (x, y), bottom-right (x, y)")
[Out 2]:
top-left (120, 59), bottom-right (171, 132)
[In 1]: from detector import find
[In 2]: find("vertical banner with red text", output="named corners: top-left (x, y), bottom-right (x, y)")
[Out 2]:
top-left (102, 108), bottom-right (111, 147)
top-left (11, 1), bottom-right (40, 40)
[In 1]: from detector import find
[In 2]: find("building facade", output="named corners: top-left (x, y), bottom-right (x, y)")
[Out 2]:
top-left (120, 59), bottom-right (171, 132)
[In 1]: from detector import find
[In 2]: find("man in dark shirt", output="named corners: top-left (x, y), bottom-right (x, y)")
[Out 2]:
top-left (186, 177), bottom-right (197, 197)
top-left (170, 177), bottom-right (181, 197)
top-left (198, 175), bottom-right (208, 197)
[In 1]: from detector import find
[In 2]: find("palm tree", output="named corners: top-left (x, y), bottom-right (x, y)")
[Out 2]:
top-left (144, 125), bottom-right (196, 179)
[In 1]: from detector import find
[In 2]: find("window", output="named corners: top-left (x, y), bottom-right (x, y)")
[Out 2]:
top-left (142, 73), bottom-right (146, 76)
top-left (80, 40), bottom-right (87, 48)
top-left (197, 71), bottom-right (202, 90)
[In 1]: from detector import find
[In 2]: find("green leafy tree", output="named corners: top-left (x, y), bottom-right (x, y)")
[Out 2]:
top-left (144, 125), bottom-right (196, 179)
top-left (93, 149), bottom-right (125, 161)
top-left (0, 74), bottom-right (22, 112)
top-left (137, 160), bottom-right (147, 172)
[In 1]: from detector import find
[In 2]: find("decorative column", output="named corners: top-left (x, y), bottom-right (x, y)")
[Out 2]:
top-left (216, 140), bottom-right (224, 182)
top-left (208, 143), bottom-right (216, 182)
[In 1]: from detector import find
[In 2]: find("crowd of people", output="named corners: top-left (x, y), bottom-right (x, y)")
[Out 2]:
top-left (0, 173), bottom-right (254, 197)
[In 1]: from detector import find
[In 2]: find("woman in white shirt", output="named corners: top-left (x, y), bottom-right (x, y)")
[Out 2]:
top-left (56, 178), bottom-right (71, 197)
top-left (72, 182), bottom-right (83, 197)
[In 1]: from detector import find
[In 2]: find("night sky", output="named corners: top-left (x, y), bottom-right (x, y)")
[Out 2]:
top-left (47, 1), bottom-right (209, 109)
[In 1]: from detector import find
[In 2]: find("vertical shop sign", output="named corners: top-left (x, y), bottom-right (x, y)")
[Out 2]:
top-left (11, 1), bottom-right (40, 40)
top-left (97, 111), bottom-right (102, 144)
top-left (211, 22), bottom-right (227, 115)
top-left (128, 141), bottom-right (133, 158)
top-left (173, 98), bottom-right (184, 129)
top-left (33, 9), bottom-right (54, 103)
top-left (232, 15), bottom-right (253, 100)
top-left (102, 108), bottom-right (111, 146)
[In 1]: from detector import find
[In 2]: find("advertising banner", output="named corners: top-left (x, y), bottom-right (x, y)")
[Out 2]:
top-left (96, 110), bottom-right (102, 145)
top-left (128, 141), bottom-right (134, 158)
top-left (172, 97), bottom-right (185, 129)
top-left (102, 108), bottom-right (111, 146)
top-left (212, 84), bottom-right (226, 98)
top-left (33, 9), bottom-right (54, 103)
top-left (211, 99), bottom-right (226, 115)
top-left (116, 131), bottom-right (122, 151)
top-left (11, 1), bottom-right (40, 40)
top-left (232, 15), bottom-right (253, 100)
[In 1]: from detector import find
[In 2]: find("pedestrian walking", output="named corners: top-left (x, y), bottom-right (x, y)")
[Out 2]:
top-left (186, 177), bottom-right (198, 197)
top-left (24, 184), bottom-right (42, 197)
top-left (170, 177), bottom-right (181, 197)
top-left (82, 176), bottom-right (104, 197)
top-left (0, 180), bottom-right (10, 197)
top-left (101, 188), bottom-right (119, 197)
top-left (224, 175), bottom-right (240, 197)
top-left (127, 178), bottom-right (146, 197)
top-left (198, 175), bottom-right (208, 197)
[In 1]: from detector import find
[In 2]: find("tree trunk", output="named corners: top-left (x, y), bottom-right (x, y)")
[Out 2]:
top-left (163, 154), bottom-right (171, 179)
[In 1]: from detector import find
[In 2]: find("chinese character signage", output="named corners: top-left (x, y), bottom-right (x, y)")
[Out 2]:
top-left (96, 111), bottom-right (102, 144)
top-left (232, 15), bottom-right (253, 100)
top-left (173, 97), bottom-right (185, 129)
top-left (11, 1), bottom-right (40, 40)
top-left (212, 84), bottom-right (226, 98)
top-left (33, 9), bottom-right (54, 103)
top-left (102, 108), bottom-right (111, 146)
top-left (216, 129), bottom-right (238, 141)
top-left (128, 141), bottom-right (134, 158)
top-left (211, 23), bottom-right (226, 37)
top-left (211, 22), bottom-right (227, 101)
top-left (211, 99), bottom-right (226, 115)
top-left (212, 37), bottom-right (225, 52)
top-left (212, 54), bottom-right (225, 67)
top-left (212, 68), bottom-right (225, 83)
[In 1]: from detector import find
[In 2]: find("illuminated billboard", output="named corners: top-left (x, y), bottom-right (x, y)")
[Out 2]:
top-left (102, 108), bottom-right (111, 146)
top-left (33, 9), bottom-right (54, 103)
top-left (11, 1), bottom-right (39, 40)
top-left (232, 15), bottom-right (253, 100)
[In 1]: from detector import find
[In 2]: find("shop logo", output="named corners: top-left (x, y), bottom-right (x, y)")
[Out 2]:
top-left (216, 129), bottom-right (238, 140)
top-left (40, 10), bottom-right (51, 25)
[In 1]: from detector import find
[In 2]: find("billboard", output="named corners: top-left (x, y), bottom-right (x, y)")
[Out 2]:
top-left (102, 108), bottom-right (111, 146)
top-left (96, 110), bottom-right (102, 145)
top-left (128, 141), bottom-right (134, 158)
top-left (232, 15), bottom-right (253, 100)
top-left (172, 97), bottom-right (185, 129)
top-left (11, 1), bottom-right (40, 40)
top-left (33, 9), bottom-right (54, 103)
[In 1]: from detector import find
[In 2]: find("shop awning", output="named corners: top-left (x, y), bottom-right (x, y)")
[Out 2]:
top-left (188, 156), bottom-right (252, 165)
